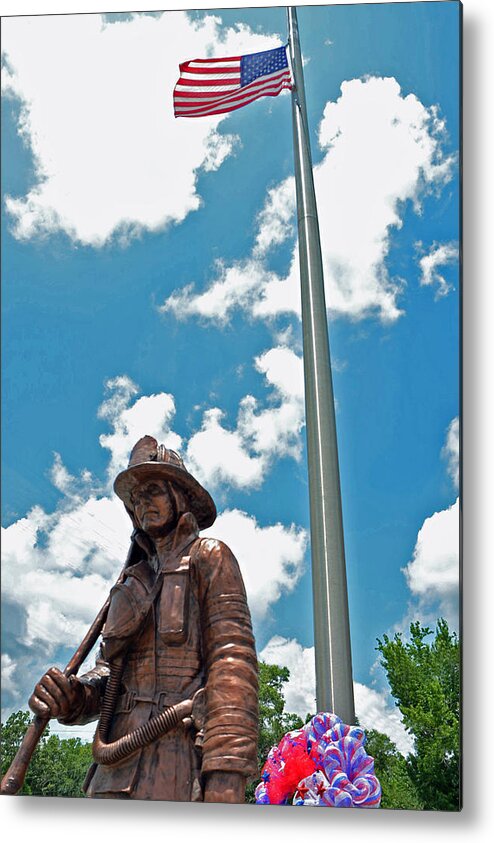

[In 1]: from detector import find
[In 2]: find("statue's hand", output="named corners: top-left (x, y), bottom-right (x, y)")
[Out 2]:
top-left (29, 667), bottom-right (84, 721)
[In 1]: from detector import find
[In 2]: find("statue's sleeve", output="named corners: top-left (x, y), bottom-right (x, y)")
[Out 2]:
top-left (199, 538), bottom-right (259, 778)
top-left (57, 648), bottom-right (110, 726)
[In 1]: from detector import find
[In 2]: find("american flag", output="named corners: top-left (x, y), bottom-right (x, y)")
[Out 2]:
top-left (173, 45), bottom-right (292, 119)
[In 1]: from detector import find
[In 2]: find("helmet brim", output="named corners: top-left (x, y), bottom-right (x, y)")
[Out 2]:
top-left (114, 461), bottom-right (216, 530)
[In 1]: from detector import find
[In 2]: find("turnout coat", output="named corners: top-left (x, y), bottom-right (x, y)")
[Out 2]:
top-left (61, 512), bottom-right (259, 801)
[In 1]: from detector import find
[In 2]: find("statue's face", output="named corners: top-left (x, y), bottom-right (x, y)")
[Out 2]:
top-left (130, 479), bottom-right (174, 537)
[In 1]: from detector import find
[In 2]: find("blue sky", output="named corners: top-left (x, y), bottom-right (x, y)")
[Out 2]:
top-left (1, 2), bottom-right (460, 752)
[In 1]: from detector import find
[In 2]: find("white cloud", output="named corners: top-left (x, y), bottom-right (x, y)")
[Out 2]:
top-left (186, 407), bottom-right (266, 490)
top-left (50, 452), bottom-right (96, 501)
top-left (162, 76), bottom-right (454, 325)
top-left (442, 416), bottom-right (460, 490)
top-left (238, 347), bottom-right (305, 461)
top-left (260, 635), bottom-right (317, 717)
top-left (253, 176), bottom-right (296, 256)
top-left (1, 654), bottom-right (18, 699)
top-left (314, 76), bottom-right (454, 320)
top-left (260, 636), bottom-right (413, 755)
top-left (212, 511), bottom-right (307, 627)
top-left (401, 418), bottom-right (460, 628)
top-left (2, 12), bottom-right (284, 246)
top-left (254, 345), bottom-right (304, 401)
top-left (185, 345), bottom-right (305, 490)
top-left (1, 496), bottom-right (131, 650)
top-left (354, 681), bottom-right (414, 756)
top-left (98, 375), bottom-right (182, 483)
top-left (161, 259), bottom-right (278, 326)
top-left (418, 241), bottom-right (458, 297)
top-left (403, 498), bottom-right (459, 625)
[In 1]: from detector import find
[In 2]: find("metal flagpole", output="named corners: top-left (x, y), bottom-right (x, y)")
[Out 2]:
top-left (287, 6), bottom-right (355, 724)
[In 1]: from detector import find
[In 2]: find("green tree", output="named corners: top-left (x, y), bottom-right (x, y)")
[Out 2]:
top-left (27, 734), bottom-right (93, 797)
top-left (1, 711), bottom-right (45, 795)
top-left (1, 711), bottom-right (93, 798)
top-left (257, 662), bottom-right (305, 761)
top-left (364, 729), bottom-right (422, 810)
top-left (245, 661), bottom-right (304, 802)
top-left (377, 618), bottom-right (460, 811)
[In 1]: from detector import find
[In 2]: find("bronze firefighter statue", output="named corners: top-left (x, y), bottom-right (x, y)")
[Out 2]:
top-left (17, 436), bottom-right (259, 802)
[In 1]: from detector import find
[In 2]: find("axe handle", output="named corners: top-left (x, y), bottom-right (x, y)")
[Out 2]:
top-left (1, 714), bottom-right (51, 795)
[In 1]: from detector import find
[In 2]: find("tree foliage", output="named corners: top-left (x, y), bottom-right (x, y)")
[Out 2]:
top-left (257, 661), bottom-right (305, 761)
top-left (377, 618), bottom-right (460, 811)
top-left (1, 711), bottom-right (93, 797)
top-left (364, 729), bottom-right (422, 810)
top-left (245, 661), bottom-right (304, 802)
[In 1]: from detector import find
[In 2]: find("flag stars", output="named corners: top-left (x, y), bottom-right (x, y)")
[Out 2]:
top-left (241, 46), bottom-right (288, 87)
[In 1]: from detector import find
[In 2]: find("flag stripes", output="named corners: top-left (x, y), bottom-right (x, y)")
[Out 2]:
top-left (173, 46), bottom-right (292, 118)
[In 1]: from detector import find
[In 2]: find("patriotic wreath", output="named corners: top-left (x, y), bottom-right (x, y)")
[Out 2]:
top-left (255, 712), bottom-right (381, 808)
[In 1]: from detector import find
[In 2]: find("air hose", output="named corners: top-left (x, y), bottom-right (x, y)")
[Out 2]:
top-left (92, 658), bottom-right (203, 766)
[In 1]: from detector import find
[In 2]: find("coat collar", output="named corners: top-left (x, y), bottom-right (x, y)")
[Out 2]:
top-left (146, 511), bottom-right (200, 571)
top-left (171, 511), bottom-right (200, 550)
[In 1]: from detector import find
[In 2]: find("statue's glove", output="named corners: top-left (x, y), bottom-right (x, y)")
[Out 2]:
top-left (29, 667), bottom-right (85, 722)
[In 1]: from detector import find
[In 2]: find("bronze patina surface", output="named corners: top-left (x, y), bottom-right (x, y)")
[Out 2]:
top-left (24, 436), bottom-right (259, 803)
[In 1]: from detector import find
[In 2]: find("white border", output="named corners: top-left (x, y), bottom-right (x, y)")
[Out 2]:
top-left (1, 0), bottom-right (493, 839)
